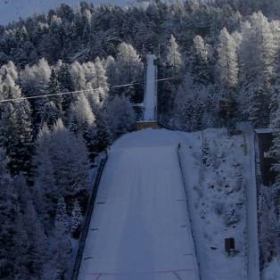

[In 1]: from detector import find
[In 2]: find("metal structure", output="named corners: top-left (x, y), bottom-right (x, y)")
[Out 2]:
top-left (143, 54), bottom-right (158, 122)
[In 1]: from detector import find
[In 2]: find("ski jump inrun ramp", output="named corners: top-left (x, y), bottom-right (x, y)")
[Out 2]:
top-left (78, 129), bottom-right (200, 280)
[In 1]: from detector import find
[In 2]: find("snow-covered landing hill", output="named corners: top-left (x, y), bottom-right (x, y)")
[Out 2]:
top-left (78, 128), bottom-right (250, 280)
top-left (78, 129), bottom-right (199, 280)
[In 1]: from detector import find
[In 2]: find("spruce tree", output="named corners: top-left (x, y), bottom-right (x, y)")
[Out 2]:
top-left (0, 76), bottom-right (33, 177)
top-left (71, 199), bottom-right (83, 238)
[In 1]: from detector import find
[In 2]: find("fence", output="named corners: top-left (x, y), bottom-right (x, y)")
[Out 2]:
top-left (70, 155), bottom-right (108, 280)
top-left (177, 145), bottom-right (201, 280)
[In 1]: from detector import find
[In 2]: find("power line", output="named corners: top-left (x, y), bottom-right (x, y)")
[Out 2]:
top-left (0, 88), bottom-right (95, 104)
top-left (0, 77), bottom-right (175, 104)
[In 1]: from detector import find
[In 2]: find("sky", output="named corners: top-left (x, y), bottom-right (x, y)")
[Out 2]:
top-left (0, 0), bottom-right (129, 25)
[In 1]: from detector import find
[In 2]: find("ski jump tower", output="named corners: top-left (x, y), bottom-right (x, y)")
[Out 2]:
top-left (137, 54), bottom-right (158, 130)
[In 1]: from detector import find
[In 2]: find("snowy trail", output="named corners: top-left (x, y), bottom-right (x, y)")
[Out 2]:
top-left (78, 130), bottom-right (199, 280)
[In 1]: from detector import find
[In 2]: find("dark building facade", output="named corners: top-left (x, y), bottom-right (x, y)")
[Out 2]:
top-left (255, 129), bottom-right (277, 186)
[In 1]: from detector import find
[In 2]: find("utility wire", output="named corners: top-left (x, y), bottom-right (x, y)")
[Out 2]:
top-left (0, 77), bottom-right (175, 104)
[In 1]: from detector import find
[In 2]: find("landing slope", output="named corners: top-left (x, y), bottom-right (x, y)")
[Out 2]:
top-left (78, 129), bottom-right (199, 280)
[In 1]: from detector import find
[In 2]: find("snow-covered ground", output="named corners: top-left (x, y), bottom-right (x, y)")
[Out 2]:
top-left (78, 127), bottom-right (253, 280)
top-left (78, 129), bottom-right (199, 280)
top-left (263, 258), bottom-right (280, 280)
top-left (178, 128), bottom-right (248, 280)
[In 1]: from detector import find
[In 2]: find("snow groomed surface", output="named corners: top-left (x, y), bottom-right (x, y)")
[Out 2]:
top-left (78, 129), bottom-right (199, 280)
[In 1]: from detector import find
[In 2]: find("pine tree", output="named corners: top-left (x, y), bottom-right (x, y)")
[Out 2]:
top-left (71, 199), bottom-right (83, 238)
top-left (0, 148), bottom-right (19, 280)
top-left (93, 110), bottom-right (112, 153)
top-left (250, 12), bottom-right (277, 86)
top-left (0, 75), bottom-right (34, 177)
top-left (190, 35), bottom-right (211, 85)
top-left (107, 95), bottom-right (136, 138)
top-left (34, 125), bottom-right (58, 230)
top-left (248, 83), bottom-right (270, 128)
top-left (69, 93), bottom-right (97, 161)
top-left (55, 197), bottom-right (70, 234)
top-left (52, 222), bottom-right (72, 280)
top-left (217, 28), bottom-right (239, 94)
top-left (24, 200), bottom-right (48, 277)
top-left (51, 119), bottom-right (90, 197)
top-left (114, 42), bottom-right (143, 91)
top-left (166, 35), bottom-right (182, 73)
top-left (95, 56), bottom-right (109, 101)
top-left (57, 62), bottom-right (75, 113)
top-left (0, 61), bottom-right (18, 81)
top-left (42, 69), bottom-right (63, 126)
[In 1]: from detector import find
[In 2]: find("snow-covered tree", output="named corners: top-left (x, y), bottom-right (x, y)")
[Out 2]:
top-left (166, 35), bottom-right (182, 73)
top-left (69, 93), bottom-right (97, 161)
top-left (34, 124), bottom-right (58, 229)
top-left (217, 28), bottom-right (239, 93)
top-left (94, 56), bottom-right (109, 101)
top-left (71, 199), bottom-right (83, 237)
top-left (93, 110), bottom-right (112, 153)
top-left (115, 42), bottom-right (143, 87)
top-left (248, 83), bottom-right (270, 128)
top-left (250, 12), bottom-right (277, 86)
top-left (51, 119), bottom-right (90, 197)
top-left (190, 35), bottom-right (211, 85)
top-left (69, 93), bottom-right (95, 134)
top-left (0, 75), bottom-right (33, 176)
top-left (55, 197), bottom-right (70, 234)
top-left (107, 95), bottom-right (136, 138)
top-left (70, 61), bottom-right (87, 91)
top-left (0, 61), bottom-right (18, 81)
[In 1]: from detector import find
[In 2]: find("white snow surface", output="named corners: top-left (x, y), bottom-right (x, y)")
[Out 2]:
top-left (143, 55), bottom-right (158, 121)
top-left (263, 258), bottom-right (280, 280)
top-left (78, 129), bottom-right (199, 280)
top-left (178, 128), bottom-right (249, 280)
top-left (78, 127), bottom-right (256, 280)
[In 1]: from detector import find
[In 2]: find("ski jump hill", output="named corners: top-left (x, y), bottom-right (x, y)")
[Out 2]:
top-left (78, 129), bottom-right (200, 280)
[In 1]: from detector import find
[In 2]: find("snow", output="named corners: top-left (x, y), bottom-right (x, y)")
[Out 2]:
top-left (143, 55), bottom-right (157, 121)
top-left (263, 258), bottom-right (280, 280)
top-left (0, 0), bottom-right (129, 25)
top-left (177, 128), bottom-right (249, 280)
top-left (78, 127), bottom-right (257, 280)
top-left (78, 129), bottom-right (199, 280)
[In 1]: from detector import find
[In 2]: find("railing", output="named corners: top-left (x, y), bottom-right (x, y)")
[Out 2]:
top-left (177, 145), bottom-right (201, 280)
top-left (70, 155), bottom-right (108, 280)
